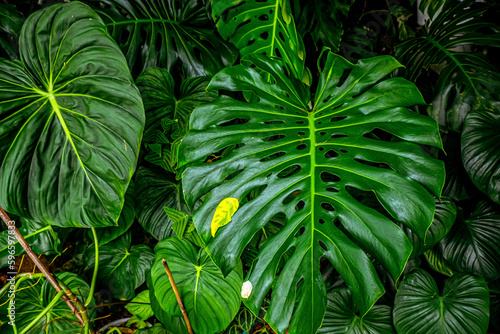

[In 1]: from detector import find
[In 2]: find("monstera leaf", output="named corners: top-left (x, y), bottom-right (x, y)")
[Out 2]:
top-left (135, 166), bottom-right (193, 240)
top-left (396, 0), bottom-right (500, 132)
top-left (137, 67), bottom-right (217, 172)
top-left (0, 272), bottom-right (95, 333)
top-left (318, 287), bottom-right (395, 333)
top-left (93, 0), bottom-right (236, 77)
top-left (151, 238), bottom-right (242, 334)
top-left (179, 51), bottom-right (444, 333)
top-left (0, 2), bottom-right (144, 228)
top-left (462, 109), bottom-right (500, 204)
top-left (394, 269), bottom-right (490, 334)
top-left (402, 197), bottom-right (456, 258)
top-left (211, 0), bottom-right (309, 83)
top-left (294, 0), bottom-right (354, 52)
top-left (85, 232), bottom-right (154, 300)
top-left (439, 200), bottom-right (500, 281)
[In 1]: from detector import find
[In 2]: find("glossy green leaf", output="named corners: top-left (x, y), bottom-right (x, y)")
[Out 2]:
top-left (0, 2), bottom-right (144, 228)
top-left (93, 0), bottom-right (237, 76)
top-left (394, 269), bottom-right (490, 334)
top-left (179, 51), bottom-right (444, 333)
top-left (0, 272), bottom-right (95, 333)
top-left (211, 0), bottom-right (309, 82)
top-left (85, 232), bottom-right (154, 300)
top-left (402, 197), bottom-right (456, 258)
top-left (151, 238), bottom-right (242, 334)
top-left (396, 0), bottom-right (500, 132)
top-left (135, 167), bottom-right (191, 240)
top-left (89, 182), bottom-right (135, 246)
top-left (440, 200), bottom-right (500, 281)
top-left (0, 218), bottom-right (61, 268)
top-left (146, 272), bottom-right (188, 333)
top-left (318, 287), bottom-right (395, 334)
top-left (126, 290), bottom-right (154, 320)
top-left (0, 3), bottom-right (23, 59)
top-left (294, 0), bottom-right (354, 52)
top-left (424, 244), bottom-right (455, 277)
top-left (462, 110), bottom-right (500, 204)
top-left (137, 68), bottom-right (217, 173)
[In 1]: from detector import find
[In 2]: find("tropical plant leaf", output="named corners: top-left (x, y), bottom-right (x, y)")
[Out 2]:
top-left (294, 0), bottom-right (355, 52)
top-left (0, 218), bottom-right (61, 268)
top-left (0, 272), bottom-right (95, 334)
top-left (461, 109), bottom-right (500, 204)
top-left (0, 2), bottom-right (144, 228)
top-left (439, 200), bottom-right (500, 281)
top-left (424, 244), bottom-right (455, 277)
top-left (211, 0), bottom-right (310, 83)
top-left (393, 269), bottom-right (490, 334)
top-left (402, 197), bottom-right (456, 258)
top-left (146, 272), bottom-right (188, 333)
top-left (396, 0), bottom-right (500, 132)
top-left (165, 206), bottom-right (190, 239)
top-left (339, 26), bottom-right (378, 62)
top-left (151, 238), bottom-right (242, 334)
top-left (318, 287), bottom-right (395, 333)
top-left (211, 197), bottom-right (239, 237)
top-left (126, 290), bottom-right (154, 321)
top-left (89, 182), bottom-right (135, 246)
top-left (179, 51), bottom-right (444, 333)
top-left (93, 0), bottom-right (237, 76)
top-left (135, 166), bottom-right (192, 240)
top-left (0, 3), bottom-right (23, 59)
top-left (85, 232), bottom-right (154, 300)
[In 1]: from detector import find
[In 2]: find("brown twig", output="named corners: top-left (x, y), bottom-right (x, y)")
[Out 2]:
top-left (0, 205), bottom-right (85, 326)
top-left (162, 258), bottom-right (194, 334)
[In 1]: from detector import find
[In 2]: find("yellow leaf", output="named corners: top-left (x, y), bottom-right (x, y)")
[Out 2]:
top-left (211, 198), bottom-right (239, 237)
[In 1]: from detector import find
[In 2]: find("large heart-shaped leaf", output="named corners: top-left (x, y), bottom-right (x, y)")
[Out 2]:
top-left (179, 51), bottom-right (444, 333)
top-left (0, 2), bottom-right (144, 228)
top-left (151, 238), bottom-right (242, 334)
top-left (85, 232), bottom-right (154, 300)
top-left (462, 109), bottom-right (500, 204)
top-left (93, 0), bottom-right (237, 77)
top-left (439, 200), bottom-right (500, 281)
top-left (211, 0), bottom-right (309, 82)
top-left (0, 272), bottom-right (95, 333)
top-left (318, 287), bottom-right (395, 333)
top-left (393, 269), bottom-right (490, 334)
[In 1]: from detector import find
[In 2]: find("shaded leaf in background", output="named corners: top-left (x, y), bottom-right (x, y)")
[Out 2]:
top-left (461, 109), bottom-right (500, 204)
top-left (211, 0), bottom-right (310, 83)
top-left (396, 1), bottom-right (500, 132)
top-left (0, 218), bottom-right (61, 268)
top-left (93, 0), bottom-right (237, 76)
top-left (339, 26), bottom-right (378, 62)
top-left (394, 269), bottom-right (490, 334)
top-left (294, 0), bottom-right (355, 52)
top-left (0, 2), bottom-right (144, 228)
top-left (0, 272), bottom-right (95, 333)
top-left (126, 290), bottom-right (154, 321)
top-left (0, 3), bottom-right (23, 59)
top-left (135, 167), bottom-right (192, 240)
top-left (439, 200), bottom-right (500, 281)
top-left (86, 232), bottom-right (154, 300)
top-left (179, 51), bottom-right (444, 333)
top-left (318, 286), bottom-right (395, 333)
top-left (424, 244), bottom-right (455, 277)
top-left (402, 197), bottom-right (456, 258)
top-left (151, 238), bottom-right (242, 334)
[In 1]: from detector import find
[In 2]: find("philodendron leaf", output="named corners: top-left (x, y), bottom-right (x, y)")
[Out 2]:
top-left (211, 0), bottom-right (310, 83)
top-left (394, 269), bottom-right (490, 334)
top-left (126, 290), bottom-right (154, 321)
top-left (318, 287), bottom-right (395, 334)
top-left (402, 197), bottom-right (456, 258)
top-left (424, 244), bottom-right (455, 277)
top-left (439, 200), bottom-right (500, 281)
top-left (0, 2), bottom-right (144, 228)
top-left (0, 272), bottom-right (95, 333)
top-left (151, 238), bottom-right (243, 334)
top-left (93, 0), bottom-right (237, 77)
top-left (0, 3), bottom-right (23, 59)
top-left (135, 166), bottom-right (191, 240)
top-left (462, 109), bottom-right (500, 204)
top-left (179, 51), bottom-right (444, 333)
top-left (86, 232), bottom-right (154, 300)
